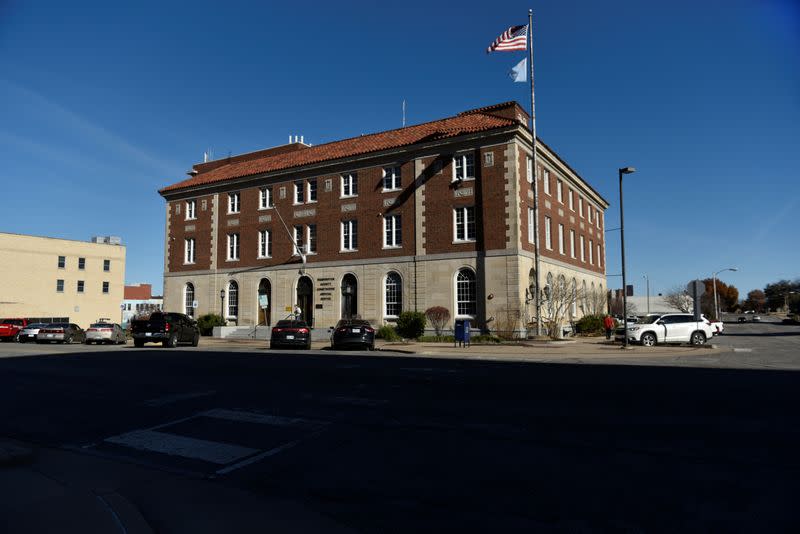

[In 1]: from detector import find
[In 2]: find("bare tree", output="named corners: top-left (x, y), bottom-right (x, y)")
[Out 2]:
top-left (608, 293), bottom-right (638, 316)
top-left (424, 306), bottom-right (451, 336)
top-left (583, 288), bottom-right (607, 316)
top-left (663, 286), bottom-right (693, 313)
top-left (492, 302), bottom-right (524, 340)
top-left (542, 275), bottom-right (584, 339)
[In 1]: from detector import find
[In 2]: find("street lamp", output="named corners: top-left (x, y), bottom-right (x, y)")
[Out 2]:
top-left (642, 274), bottom-right (650, 315)
top-left (219, 288), bottom-right (225, 319)
top-left (712, 267), bottom-right (737, 321)
top-left (619, 166), bottom-right (635, 348)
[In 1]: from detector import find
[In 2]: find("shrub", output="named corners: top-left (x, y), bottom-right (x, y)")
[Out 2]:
top-left (376, 324), bottom-right (401, 341)
top-left (424, 306), bottom-right (451, 336)
top-left (396, 311), bottom-right (426, 339)
top-left (197, 313), bottom-right (225, 336)
top-left (419, 335), bottom-right (456, 343)
top-left (575, 314), bottom-right (604, 335)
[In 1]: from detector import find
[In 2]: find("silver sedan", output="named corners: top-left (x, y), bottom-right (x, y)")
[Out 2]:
top-left (85, 323), bottom-right (127, 345)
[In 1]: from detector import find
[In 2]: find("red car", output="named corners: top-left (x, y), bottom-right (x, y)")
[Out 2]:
top-left (0, 318), bottom-right (28, 342)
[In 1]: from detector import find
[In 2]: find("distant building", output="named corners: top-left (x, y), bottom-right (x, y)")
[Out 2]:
top-left (0, 232), bottom-right (126, 326)
top-left (121, 283), bottom-right (163, 328)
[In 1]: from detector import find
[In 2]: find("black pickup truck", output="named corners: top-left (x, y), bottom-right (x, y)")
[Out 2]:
top-left (130, 312), bottom-right (200, 348)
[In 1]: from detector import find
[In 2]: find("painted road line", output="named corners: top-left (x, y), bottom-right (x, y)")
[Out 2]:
top-left (216, 427), bottom-right (328, 475)
top-left (143, 390), bottom-right (216, 407)
top-left (733, 348), bottom-right (754, 353)
top-left (201, 408), bottom-right (326, 428)
top-left (105, 429), bottom-right (259, 464)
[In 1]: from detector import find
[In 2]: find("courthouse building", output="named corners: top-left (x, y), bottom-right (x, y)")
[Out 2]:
top-left (158, 101), bottom-right (608, 335)
top-left (0, 232), bottom-right (126, 326)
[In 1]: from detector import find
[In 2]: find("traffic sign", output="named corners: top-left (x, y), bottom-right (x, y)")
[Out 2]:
top-left (687, 280), bottom-right (705, 296)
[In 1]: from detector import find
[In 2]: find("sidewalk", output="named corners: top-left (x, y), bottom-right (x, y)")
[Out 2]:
top-left (0, 438), bottom-right (353, 533)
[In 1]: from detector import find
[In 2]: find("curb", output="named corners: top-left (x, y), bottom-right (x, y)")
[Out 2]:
top-left (0, 438), bottom-right (35, 467)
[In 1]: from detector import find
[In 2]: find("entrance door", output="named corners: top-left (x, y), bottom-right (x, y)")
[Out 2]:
top-left (341, 274), bottom-right (358, 319)
top-left (296, 276), bottom-right (314, 326)
top-left (257, 278), bottom-right (272, 326)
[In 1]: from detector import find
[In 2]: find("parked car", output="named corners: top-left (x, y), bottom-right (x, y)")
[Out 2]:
top-left (331, 319), bottom-right (376, 350)
top-left (17, 322), bottom-right (49, 343)
top-left (737, 316), bottom-right (747, 323)
top-left (708, 318), bottom-right (724, 335)
top-left (614, 313), bottom-right (715, 347)
top-left (0, 318), bottom-right (28, 342)
top-left (270, 319), bottom-right (311, 350)
top-left (130, 312), bottom-right (199, 348)
top-left (85, 322), bottom-right (127, 345)
top-left (36, 323), bottom-right (86, 344)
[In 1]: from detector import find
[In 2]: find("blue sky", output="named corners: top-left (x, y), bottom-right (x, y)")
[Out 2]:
top-left (1, 0), bottom-right (798, 297)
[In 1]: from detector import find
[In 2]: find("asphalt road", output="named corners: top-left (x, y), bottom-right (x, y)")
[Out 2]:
top-left (0, 324), bottom-right (798, 532)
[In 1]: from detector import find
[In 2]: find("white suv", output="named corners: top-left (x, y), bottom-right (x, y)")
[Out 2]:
top-left (615, 313), bottom-right (715, 347)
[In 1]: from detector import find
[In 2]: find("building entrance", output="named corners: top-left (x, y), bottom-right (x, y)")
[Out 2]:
top-left (296, 276), bottom-right (314, 326)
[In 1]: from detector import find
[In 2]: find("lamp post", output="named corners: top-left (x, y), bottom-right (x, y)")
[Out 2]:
top-left (642, 274), bottom-right (650, 315)
top-left (712, 267), bottom-right (737, 321)
top-left (219, 288), bottom-right (225, 319)
top-left (619, 166), bottom-right (635, 348)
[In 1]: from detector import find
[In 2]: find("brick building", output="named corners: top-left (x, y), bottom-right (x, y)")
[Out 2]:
top-left (158, 101), bottom-right (608, 335)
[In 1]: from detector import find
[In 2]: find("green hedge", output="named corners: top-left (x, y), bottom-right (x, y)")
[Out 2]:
top-left (197, 313), bottom-right (225, 336)
top-left (575, 314), bottom-right (605, 335)
top-left (376, 324), bottom-right (401, 341)
top-left (396, 311), bottom-right (426, 339)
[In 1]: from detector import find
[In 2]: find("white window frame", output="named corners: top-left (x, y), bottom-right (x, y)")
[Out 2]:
top-left (596, 211), bottom-right (601, 229)
top-left (544, 216), bottom-right (552, 250)
top-left (580, 235), bottom-right (586, 262)
top-left (258, 230), bottom-right (271, 259)
top-left (184, 238), bottom-right (196, 264)
top-left (307, 224), bottom-right (317, 253)
top-left (570, 230), bottom-right (576, 258)
top-left (569, 189), bottom-right (574, 211)
top-left (226, 280), bottom-right (239, 319)
top-left (293, 225), bottom-right (304, 256)
top-left (307, 179), bottom-right (317, 202)
top-left (383, 214), bottom-right (402, 248)
top-left (384, 271), bottom-right (402, 318)
top-left (588, 205), bottom-right (593, 223)
top-left (597, 243), bottom-right (602, 267)
top-left (579, 197), bottom-right (584, 218)
top-left (543, 170), bottom-right (550, 195)
top-left (527, 207), bottom-right (535, 244)
top-left (382, 166), bottom-right (401, 191)
top-left (558, 223), bottom-right (565, 255)
top-left (259, 187), bottom-right (272, 209)
top-left (227, 233), bottom-right (240, 261)
top-left (526, 156), bottom-right (533, 183)
top-left (294, 180), bottom-right (304, 204)
top-left (455, 268), bottom-right (477, 317)
top-left (185, 200), bottom-right (196, 220)
top-left (557, 180), bottom-right (563, 203)
top-left (341, 173), bottom-right (358, 198)
top-left (453, 206), bottom-right (476, 243)
top-left (452, 152), bottom-right (475, 182)
top-left (228, 192), bottom-right (240, 214)
top-left (341, 220), bottom-right (358, 251)
top-left (589, 239), bottom-right (594, 265)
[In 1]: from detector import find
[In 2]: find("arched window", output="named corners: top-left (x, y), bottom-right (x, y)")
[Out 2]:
top-left (184, 283), bottom-right (195, 317)
top-left (456, 268), bottom-right (477, 316)
top-left (227, 280), bottom-right (239, 318)
top-left (385, 272), bottom-right (402, 318)
top-left (571, 278), bottom-right (577, 317)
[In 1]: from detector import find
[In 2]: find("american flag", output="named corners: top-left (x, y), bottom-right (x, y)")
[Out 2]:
top-left (486, 25), bottom-right (528, 53)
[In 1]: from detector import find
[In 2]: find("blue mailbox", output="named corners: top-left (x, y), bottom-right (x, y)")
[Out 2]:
top-left (454, 319), bottom-right (471, 347)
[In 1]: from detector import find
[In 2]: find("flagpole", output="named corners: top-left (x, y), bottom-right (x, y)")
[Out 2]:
top-left (528, 9), bottom-right (542, 337)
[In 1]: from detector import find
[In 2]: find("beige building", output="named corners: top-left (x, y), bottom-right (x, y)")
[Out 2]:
top-left (0, 233), bottom-right (126, 327)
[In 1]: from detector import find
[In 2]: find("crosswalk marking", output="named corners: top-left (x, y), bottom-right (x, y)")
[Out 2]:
top-left (202, 408), bottom-right (324, 428)
top-left (105, 429), bottom-right (259, 464)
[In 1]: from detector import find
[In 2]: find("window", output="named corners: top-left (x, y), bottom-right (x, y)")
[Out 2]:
top-left (175, 203), bottom-right (181, 215)
top-left (102, 281), bottom-right (109, 294)
top-left (580, 235), bottom-right (586, 262)
top-left (385, 272), bottom-right (402, 317)
top-left (185, 283), bottom-right (195, 317)
top-left (543, 170), bottom-right (550, 195)
top-left (383, 166), bottom-right (401, 191)
top-left (56, 279), bottom-right (64, 292)
top-left (308, 224), bottom-right (317, 253)
top-left (570, 230), bottom-right (576, 258)
top-left (78, 257), bottom-right (85, 270)
top-left (293, 225), bottom-right (305, 255)
top-left (258, 230), bottom-right (271, 258)
top-left (596, 212), bottom-right (601, 229)
top-left (103, 259), bottom-right (110, 272)
top-left (588, 205), bottom-right (593, 223)
top-left (227, 281), bottom-right (238, 318)
top-left (186, 200), bottom-right (196, 220)
top-left (454, 206), bottom-right (476, 242)
top-left (544, 216), bottom-right (552, 249)
top-left (579, 197), bottom-right (584, 217)
top-left (57, 256), bottom-right (65, 268)
top-left (557, 180), bottom-right (563, 203)
top-left (558, 224), bottom-right (565, 254)
top-left (228, 192), bottom-right (240, 214)
top-left (453, 153), bottom-right (475, 181)
top-left (77, 280), bottom-right (85, 293)
top-left (528, 207), bottom-right (535, 243)
top-left (227, 233), bottom-right (240, 261)
top-left (456, 269), bottom-right (477, 316)
top-left (597, 243), bottom-right (602, 267)
top-left (308, 179), bottom-right (317, 202)
top-left (569, 189), bottom-right (574, 211)
top-left (259, 187), bottom-right (272, 209)
top-left (483, 152), bottom-right (494, 167)
top-left (341, 220), bottom-right (358, 251)
top-left (526, 156), bottom-right (533, 183)
top-left (294, 180), bottom-right (304, 204)
top-left (589, 239), bottom-right (594, 264)
top-left (341, 173), bottom-right (358, 197)
top-left (384, 214), bottom-right (402, 247)
top-left (185, 238), bottom-right (196, 264)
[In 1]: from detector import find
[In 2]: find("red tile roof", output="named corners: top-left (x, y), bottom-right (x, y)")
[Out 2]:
top-left (159, 102), bottom-right (526, 195)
